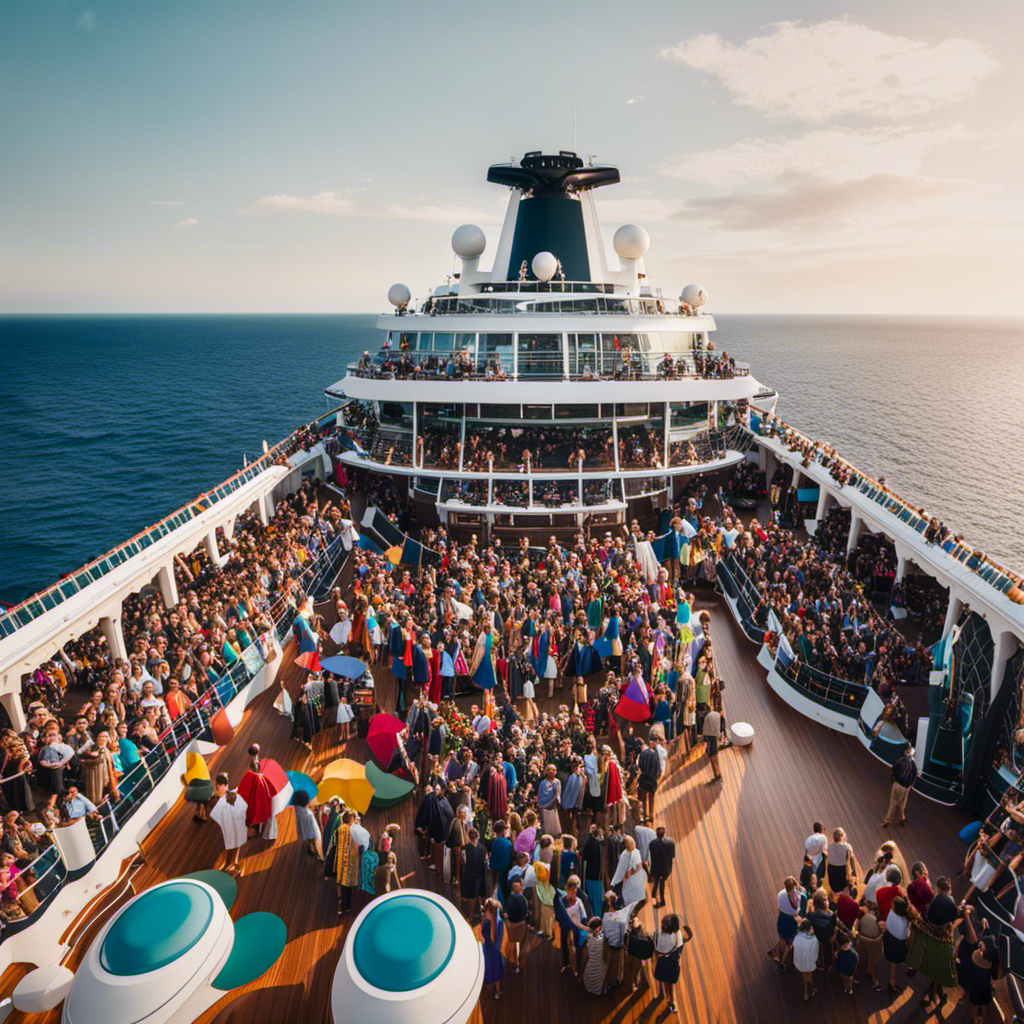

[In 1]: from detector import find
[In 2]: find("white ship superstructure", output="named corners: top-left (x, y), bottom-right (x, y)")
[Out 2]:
top-left (327, 151), bottom-right (772, 542)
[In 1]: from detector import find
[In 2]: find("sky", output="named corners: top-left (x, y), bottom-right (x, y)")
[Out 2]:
top-left (2, 1), bottom-right (1023, 314)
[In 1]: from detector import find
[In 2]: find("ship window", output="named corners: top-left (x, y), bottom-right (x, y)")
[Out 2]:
top-left (616, 403), bottom-right (649, 417)
top-left (670, 401), bottom-right (708, 429)
top-left (475, 404), bottom-right (519, 420)
top-left (479, 333), bottom-right (513, 375)
top-left (569, 333), bottom-right (597, 376)
top-left (555, 404), bottom-right (600, 420)
top-left (522, 404), bottom-right (553, 420)
top-left (398, 331), bottom-right (416, 352)
top-left (432, 332), bottom-right (455, 350)
top-left (517, 333), bottom-right (562, 380)
top-left (379, 402), bottom-right (413, 429)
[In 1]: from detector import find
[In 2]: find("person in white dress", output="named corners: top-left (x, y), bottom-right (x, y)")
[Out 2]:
top-left (612, 836), bottom-right (648, 904)
top-left (208, 772), bottom-right (248, 875)
top-left (792, 919), bottom-right (820, 1001)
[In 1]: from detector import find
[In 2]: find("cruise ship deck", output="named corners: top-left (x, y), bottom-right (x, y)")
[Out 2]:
top-left (1, 569), bottom-right (978, 1024)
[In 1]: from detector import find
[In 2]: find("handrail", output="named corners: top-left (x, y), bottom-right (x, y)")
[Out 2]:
top-left (2, 539), bottom-right (348, 940)
top-left (344, 362), bottom-right (750, 384)
top-left (0, 407), bottom-right (345, 640)
top-left (747, 413), bottom-right (1024, 598)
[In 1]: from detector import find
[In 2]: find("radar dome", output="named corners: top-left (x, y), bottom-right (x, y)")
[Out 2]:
top-left (681, 284), bottom-right (707, 308)
top-left (387, 283), bottom-right (411, 308)
top-left (451, 224), bottom-right (486, 259)
top-left (532, 251), bottom-right (558, 282)
top-left (613, 224), bottom-right (650, 260)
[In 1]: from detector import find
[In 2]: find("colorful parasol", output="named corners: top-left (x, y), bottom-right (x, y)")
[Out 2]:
top-left (237, 757), bottom-right (292, 827)
top-left (295, 650), bottom-right (321, 672)
top-left (320, 655), bottom-right (368, 678)
top-left (316, 758), bottom-right (375, 814)
top-left (615, 677), bottom-right (652, 722)
top-left (365, 713), bottom-right (406, 768)
top-left (286, 770), bottom-right (319, 806)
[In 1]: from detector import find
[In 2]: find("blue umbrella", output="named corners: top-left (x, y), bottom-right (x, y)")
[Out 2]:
top-left (321, 655), bottom-right (368, 678)
top-left (286, 770), bottom-right (318, 805)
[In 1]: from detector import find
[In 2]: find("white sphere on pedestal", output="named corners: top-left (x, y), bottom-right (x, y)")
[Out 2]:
top-left (451, 224), bottom-right (486, 259)
top-left (681, 283), bottom-right (708, 308)
top-left (613, 224), bottom-right (650, 260)
top-left (387, 283), bottom-right (412, 308)
top-left (531, 251), bottom-right (558, 282)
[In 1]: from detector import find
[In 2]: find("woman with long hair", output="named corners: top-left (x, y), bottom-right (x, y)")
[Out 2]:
top-left (481, 897), bottom-right (505, 1000)
top-left (653, 911), bottom-right (691, 1013)
top-left (826, 827), bottom-right (856, 895)
top-left (769, 875), bottom-right (805, 970)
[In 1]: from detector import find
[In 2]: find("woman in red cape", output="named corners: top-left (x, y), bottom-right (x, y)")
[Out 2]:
top-left (602, 749), bottom-right (626, 827)
top-left (237, 746), bottom-right (274, 830)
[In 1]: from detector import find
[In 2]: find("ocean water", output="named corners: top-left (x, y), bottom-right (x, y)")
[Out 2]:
top-left (1, 313), bottom-right (1022, 605)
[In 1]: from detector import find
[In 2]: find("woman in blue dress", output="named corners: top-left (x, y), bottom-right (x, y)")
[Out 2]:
top-left (481, 897), bottom-right (505, 999)
top-left (470, 621), bottom-right (497, 692)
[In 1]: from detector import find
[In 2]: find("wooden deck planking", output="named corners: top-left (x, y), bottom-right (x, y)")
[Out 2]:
top-left (1, 594), bottom-right (986, 1024)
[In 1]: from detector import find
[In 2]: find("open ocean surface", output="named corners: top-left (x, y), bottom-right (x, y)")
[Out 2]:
top-left (1, 313), bottom-right (1022, 606)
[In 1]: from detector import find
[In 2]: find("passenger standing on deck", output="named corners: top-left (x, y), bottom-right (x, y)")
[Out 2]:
top-left (882, 743), bottom-right (918, 827)
top-left (701, 701), bottom-right (723, 783)
top-left (208, 773), bottom-right (247, 876)
top-left (648, 825), bottom-right (676, 908)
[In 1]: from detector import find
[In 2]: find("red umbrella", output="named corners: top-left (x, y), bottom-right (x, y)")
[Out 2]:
top-left (366, 713), bottom-right (406, 768)
top-left (237, 757), bottom-right (290, 827)
top-left (295, 650), bottom-right (321, 672)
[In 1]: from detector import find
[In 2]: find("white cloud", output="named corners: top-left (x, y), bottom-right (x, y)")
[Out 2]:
top-left (174, 217), bottom-right (199, 229)
top-left (661, 20), bottom-right (997, 120)
top-left (76, 8), bottom-right (96, 32)
top-left (252, 191), bottom-right (358, 217)
top-left (249, 191), bottom-right (499, 225)
top-left (148, 200), bottom-right (187, 206)
top-left (664, 126), bottom-right (971, 186)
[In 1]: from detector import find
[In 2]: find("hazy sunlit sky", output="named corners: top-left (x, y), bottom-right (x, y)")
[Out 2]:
top-left (3, 1), bottom-right (1022, 313)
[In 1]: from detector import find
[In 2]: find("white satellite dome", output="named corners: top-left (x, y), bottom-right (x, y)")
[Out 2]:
top-left (331, 889), bottom-right (483, 1024)
top-left (451, 224), bottom-right (486, 259)
top-left (387, 283), bottom-right (412, 308)
top-left (531, 251), bottom-right (558, 282)
top-left (681, 283), bottom-right (708, 308)
top-left (613, 224), bottom-right (650, 260)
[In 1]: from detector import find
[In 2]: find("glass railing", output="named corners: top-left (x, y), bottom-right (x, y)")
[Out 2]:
top-left (747, 415), bottom-right (1024, 604)
top-left (345, 359), bottom-right (749, 384)
top-left (0, 409), bottom-right (344, 642)
top-left (2, 539), bottom-right (347, 939)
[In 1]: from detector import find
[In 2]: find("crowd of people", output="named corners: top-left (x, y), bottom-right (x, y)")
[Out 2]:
top-left (771, 823), bottom-right (1002, 1020)
top-left (0, 479), bottom-right (348, 918)
top-left (277, 515), bottom-right (736, 1012)
top-left (732, 506), bottom-right (936, 702)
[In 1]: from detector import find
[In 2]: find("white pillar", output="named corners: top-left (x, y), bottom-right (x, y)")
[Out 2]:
top-left (264, 490), bottom-right (275, 522)
top-left (990, 630), bottom-right (1019, 701)
top-left (156, 563), bottom-right (179, 609)
top-left (943, 593), bottom-right (964, 637)
top-left (204, 531), bottom-right (226, 569)
top-left (663, 401), bottom-right (670, 469)
top-left (223, 516), bottom-right (236, 541)
top-left (894, 555), bottom-right (908, 584)
top-left (1, 691), bottom-right (27, 732)
top-left (612, 416), bottom-right (620, 472)
top-left (99, 614), bottom-right (128, 663)
top-left (814, 487), bottom-right (831, 522)
top-left (847, 514), bottom-right (865, 555)
top-left (256, 495), bottom-right (270, 527)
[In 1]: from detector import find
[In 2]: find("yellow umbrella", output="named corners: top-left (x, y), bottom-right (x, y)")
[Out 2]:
top-left (184, 752), bottom-right (210, 783)
top-left (316, 758), bottom-right (375, 814)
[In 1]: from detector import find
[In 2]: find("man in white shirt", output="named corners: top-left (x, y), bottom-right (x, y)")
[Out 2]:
top-left (719, 517), bottom-right (740, 549)
top-left (633, 819), bottom-right (656, 863)
top-left (805, 822), bottom-right (828, 874)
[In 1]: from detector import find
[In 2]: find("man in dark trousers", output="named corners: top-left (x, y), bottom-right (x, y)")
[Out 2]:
top-left (636, 736), bottom-right (662, 821)
top-left (321, 673), bottom-right (339, 730)
top-left (607, 823), bottom-right (626, 893)
top-left (648, 825), bottom-right (676, 908)
top-left (460, 826), bottom-right (488, 923)
top-left (882, 743), bottom-right (918, 827)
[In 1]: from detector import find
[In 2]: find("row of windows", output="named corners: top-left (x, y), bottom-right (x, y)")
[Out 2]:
top-left (370, 400), bottom-right (710, 425)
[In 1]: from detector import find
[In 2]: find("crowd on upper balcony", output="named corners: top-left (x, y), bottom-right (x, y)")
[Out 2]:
top-left (351, 344), bottom-right (742, 383)
top-left (0, 483), bottom-right (348, 912)
top-left (730, 507), bottom-right (935, 724)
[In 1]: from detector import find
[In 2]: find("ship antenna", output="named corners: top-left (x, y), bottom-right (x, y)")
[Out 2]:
top-left (573, 104), bottom-right (577, 153)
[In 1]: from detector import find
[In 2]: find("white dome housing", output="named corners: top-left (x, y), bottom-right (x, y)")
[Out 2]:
top-left (613, 224), bottom-right (650, 260)
top-left (681, 283), bottom-right (708, 308)
top-left (451, 224), bottom-right (486, 259)
top-left (331, 889), bottom-right (483, 1024)
top-left (532, 251), bottom-right (558, 282)
top-left (387, 283), bottom-right (412, 308)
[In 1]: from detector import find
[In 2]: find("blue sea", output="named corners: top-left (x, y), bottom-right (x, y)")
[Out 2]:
top-left (1, 313), bottom-right (1022, 605)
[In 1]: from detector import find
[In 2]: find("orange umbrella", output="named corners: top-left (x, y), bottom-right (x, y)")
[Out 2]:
top-left (316, 758), bottom-right (375, 814)
top-left (295, 650), bottom-right (321, 672)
